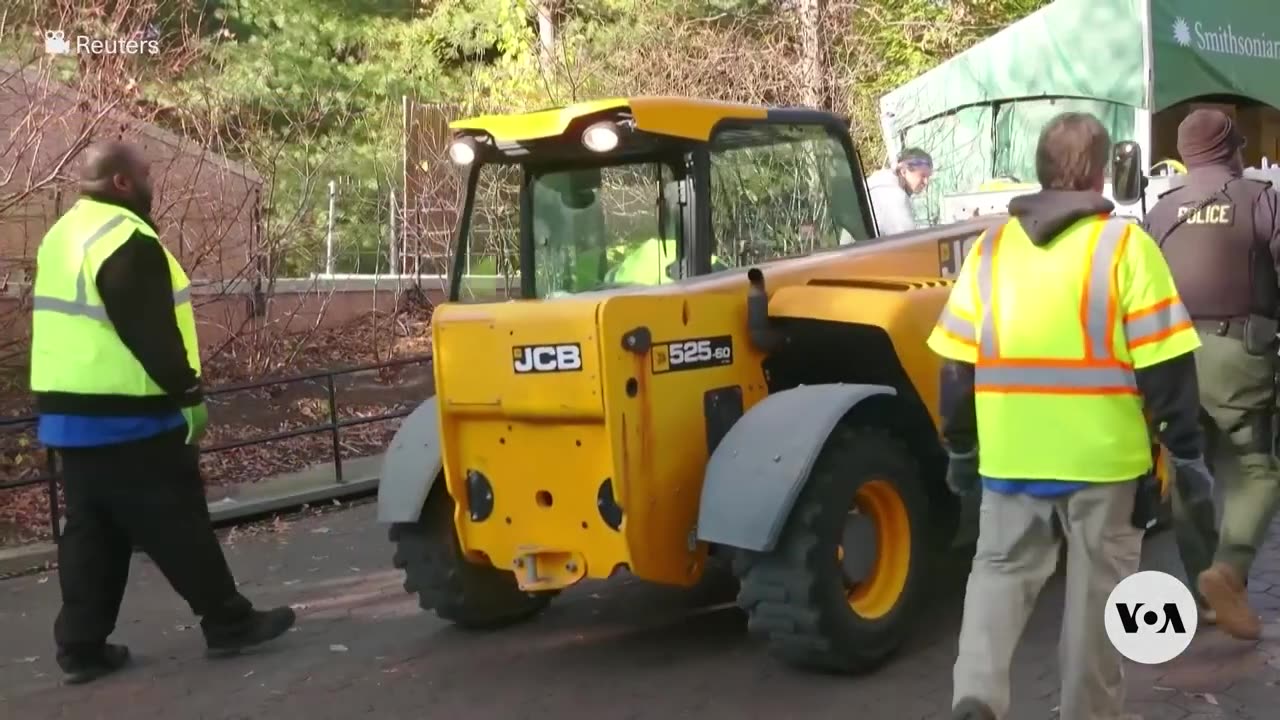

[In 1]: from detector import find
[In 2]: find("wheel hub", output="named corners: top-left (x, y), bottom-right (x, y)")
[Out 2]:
top-left (838, 478), bottom-right (912, 620)
top-left (839, 509), bottom-right (878, 583)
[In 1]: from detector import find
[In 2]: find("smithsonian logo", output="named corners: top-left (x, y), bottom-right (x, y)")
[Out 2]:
top-left (1172, 16), bottom-right (1280, 60)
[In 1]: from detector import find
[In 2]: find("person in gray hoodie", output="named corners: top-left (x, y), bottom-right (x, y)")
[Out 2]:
top-left (866, 147), bottom-right (934, 236)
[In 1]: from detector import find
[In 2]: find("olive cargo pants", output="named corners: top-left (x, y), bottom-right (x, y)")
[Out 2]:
top-left (1173, 332), bottom-right (1280, 592)
top-left (952, 482), bottom-right (1143, 720)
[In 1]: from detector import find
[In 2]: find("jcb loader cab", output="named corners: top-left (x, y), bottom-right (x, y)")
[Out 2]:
top-left (375, 97), bottom-right (1158, 674)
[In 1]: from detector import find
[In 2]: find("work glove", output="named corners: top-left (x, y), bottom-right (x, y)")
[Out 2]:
top-left (181, 402), bottom-right (209, 446)
top-left (1171, 454), bottom-right (1215, 506)
top-left (1170, 454), bottom-right (1218, 538)
top-left (945, 448), bottom-right (980, 497)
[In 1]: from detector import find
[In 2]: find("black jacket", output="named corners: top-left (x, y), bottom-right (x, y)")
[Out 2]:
top-left (34, 195), bottom-right (203, 416)
top-left (1141, 165), bottom-right (1280, 319)
top-left (940, 190), bottom-right (1203, 461)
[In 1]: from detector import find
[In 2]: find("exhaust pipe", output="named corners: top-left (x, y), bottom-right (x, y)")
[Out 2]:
top-left (746, 268), bottom-right (784, 353)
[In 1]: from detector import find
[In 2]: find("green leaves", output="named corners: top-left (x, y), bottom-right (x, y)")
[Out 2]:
top-left (1, 0), bottom-right (1051, 272)
top-left (156, 0), bottom-right (435, 271)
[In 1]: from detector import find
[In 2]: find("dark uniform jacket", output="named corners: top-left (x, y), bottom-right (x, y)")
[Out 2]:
top-left (1142, 165), bottom-right (1280, 321)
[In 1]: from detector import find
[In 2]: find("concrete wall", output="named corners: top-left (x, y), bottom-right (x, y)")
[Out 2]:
top-left (0, 273), bottom-right (515, 356)
top-left (184, 275), bottom-right (455, 348)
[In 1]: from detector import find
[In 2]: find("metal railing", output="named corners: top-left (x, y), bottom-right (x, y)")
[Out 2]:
top-left (0, 354), bottom-right (431, 543)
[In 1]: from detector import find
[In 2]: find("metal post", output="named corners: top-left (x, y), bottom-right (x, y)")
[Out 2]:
top-left (389, 190), bottom-right (399, 275)
top-left (46, 449), bottom-right (60, 542)
top-left (325, 180), bottom-right (337, 275)
top-left (325, 374), bottom-right (344, 484)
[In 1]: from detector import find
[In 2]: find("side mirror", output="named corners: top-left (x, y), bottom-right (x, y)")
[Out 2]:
top-left (1112, 141), bottom-right (1147, 206)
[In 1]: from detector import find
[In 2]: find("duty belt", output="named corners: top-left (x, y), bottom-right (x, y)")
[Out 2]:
top-left (1193, 318), bottom-right (1247, 341)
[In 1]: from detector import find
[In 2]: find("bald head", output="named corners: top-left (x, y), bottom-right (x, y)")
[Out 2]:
top-left (79, 141), bottom-right (154, 214)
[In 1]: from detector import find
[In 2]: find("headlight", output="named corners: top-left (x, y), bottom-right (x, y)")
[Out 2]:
top-left (448, 139), bottom-right (477, 166)
top-left (582, 121), bottom-right (620, 153)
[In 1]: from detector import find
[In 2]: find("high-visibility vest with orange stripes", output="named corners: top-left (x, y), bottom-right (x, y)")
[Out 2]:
top-left (926, 215), bottom-right (1201, 482)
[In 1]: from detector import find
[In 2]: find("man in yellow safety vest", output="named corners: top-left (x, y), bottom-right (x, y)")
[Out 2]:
top-left (928, 113), bottom-right (1211, 719)
top-left (605, 237), bottom-right (729, 286)
top-left (29, 142), bottom-right (295, 685)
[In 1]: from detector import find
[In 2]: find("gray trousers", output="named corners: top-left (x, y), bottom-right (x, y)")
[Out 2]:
top-left (953, 482), bottom-right (1144, 720)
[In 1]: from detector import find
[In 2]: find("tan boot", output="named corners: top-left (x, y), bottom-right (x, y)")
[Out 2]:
top-left (1197, 563), bottom-right (1261, 641)
top-left (1198, 605), bottom-right (1217, 626)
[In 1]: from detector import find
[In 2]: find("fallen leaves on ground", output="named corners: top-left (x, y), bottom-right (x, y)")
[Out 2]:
top-left (0, 302), bottom-right (435, 547)
top-left (0, 485), bottom-right (58, 547)
top-left (213, 496), bottom-right (366, 545)
top-left (199, 405), bottom-right (406, 490)
top-left (200, 302), bottom-right (434, 387)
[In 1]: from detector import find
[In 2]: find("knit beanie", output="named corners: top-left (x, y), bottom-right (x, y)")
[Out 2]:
top-left (1177, 109), bottom-right (1244, 169)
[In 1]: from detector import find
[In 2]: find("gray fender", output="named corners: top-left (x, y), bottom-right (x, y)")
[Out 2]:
top-left (695, 383), bottom-right (897, 552)
top-left (376, 395), bottom-right (444, 524)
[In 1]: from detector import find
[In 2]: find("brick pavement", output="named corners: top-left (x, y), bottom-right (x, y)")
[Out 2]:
top-left (0, 502), bottom-right (1277, 720)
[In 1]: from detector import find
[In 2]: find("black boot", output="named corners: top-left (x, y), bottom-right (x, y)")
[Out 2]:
top-left (57, 643), bottom-right (131, 685)
top-left (201, 596), bottom-right (296, 658)
top-left (952, 697), bottom-right (997, 720)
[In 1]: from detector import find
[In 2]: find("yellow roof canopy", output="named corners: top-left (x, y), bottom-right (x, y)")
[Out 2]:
top-left (449, 96), bottom-right (775, 143)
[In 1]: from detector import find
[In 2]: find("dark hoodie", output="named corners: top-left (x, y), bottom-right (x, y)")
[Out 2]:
top-left (35, 194), bottom-right (202, 416)
top-left (940, 190), bottom-right (1203, 461)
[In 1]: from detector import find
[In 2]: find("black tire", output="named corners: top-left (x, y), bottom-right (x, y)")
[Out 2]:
top-left (735, 425), bottom-right (934, 674)
top-left (390, 483), bottom-right (550, 629)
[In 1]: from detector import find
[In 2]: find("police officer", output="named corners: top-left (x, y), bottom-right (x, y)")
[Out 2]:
top-left (1144, 108), bottom-right (1280, 642)
top-left (30, 142), bottom-right (296, 684)
top-left (929, 112), bottom-right (1207, 720)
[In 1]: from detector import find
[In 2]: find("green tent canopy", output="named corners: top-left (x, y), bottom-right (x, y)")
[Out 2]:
top-left (879, 0), bottom-right (1145, 138)
top-left (877, 0), bottom-right (1280, 225)
top-left (1151, 0), bottom-right (1280, 111)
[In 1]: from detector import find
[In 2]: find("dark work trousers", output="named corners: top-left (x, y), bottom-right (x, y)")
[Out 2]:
top-left (1173, 331), bottom-right (1280, 600)
top-left (53, 427), bottom-right (242, 652)
top-left (1197, 334), bottom-right (1280, 576)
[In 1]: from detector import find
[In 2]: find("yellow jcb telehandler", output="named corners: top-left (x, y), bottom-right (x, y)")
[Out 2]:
top-left (375, 97), bottom-right (1170, 673)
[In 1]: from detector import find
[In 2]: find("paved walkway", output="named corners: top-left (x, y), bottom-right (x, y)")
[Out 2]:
top-left (1, 502), bottom-right (1277, 719)
top-left (0, 454), bottom-right (383, 576)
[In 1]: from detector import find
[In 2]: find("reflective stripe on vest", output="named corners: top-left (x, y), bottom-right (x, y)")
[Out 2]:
top-left (1124, 297), bottom-right (1192, 349)
top-left (31, 286), bottom-right (192, 321)
top-left (971, 219), bottom-right (1144, 395)
top-left (935, 305), bottom-right (977, 346)
top-left (30, 214), bottom-right (192, 321)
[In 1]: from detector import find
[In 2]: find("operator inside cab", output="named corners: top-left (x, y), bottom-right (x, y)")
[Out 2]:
top-left (606, 177), bottom-right (733, 285)
top-left (537, 170), bottom-right (727, 293)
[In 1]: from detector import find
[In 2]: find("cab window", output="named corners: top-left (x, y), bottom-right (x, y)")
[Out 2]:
top-left (456, 164), bottom-right (521, 302)
top-left (529, 162), bottom-right (683, 297)
top-left (708, 123), bottom-right (868, 268)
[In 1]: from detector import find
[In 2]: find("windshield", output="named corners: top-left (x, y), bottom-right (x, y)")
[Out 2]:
top-left (454, 160), bottom-right (682, 302)
top-left (709, 123), bottom-right (869, 266)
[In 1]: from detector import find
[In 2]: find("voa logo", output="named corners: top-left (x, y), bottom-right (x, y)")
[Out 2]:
top-left (512, 343), bottom-right (582, 374)
top-left (1104, 570), bottom-right (1198, 664)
